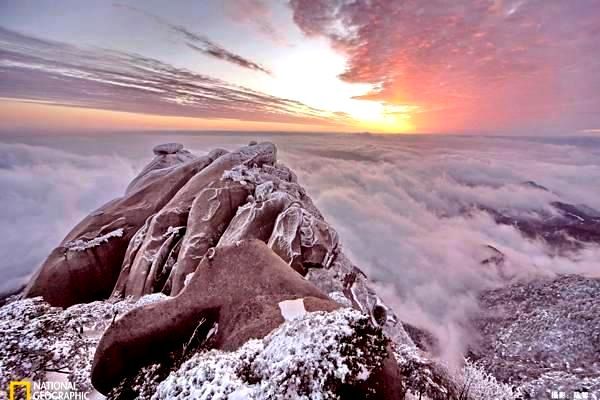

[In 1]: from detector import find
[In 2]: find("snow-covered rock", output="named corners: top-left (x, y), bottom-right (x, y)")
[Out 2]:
top-left (11, 143), bottom-right (467, 400)
top-left (472, 274), bottom-right (600, 399)
top-left (278, 298), bottom-right (306, 321)
top-left (153, 308), bottom-right (389, 400)
top-left (0, 294), bottom-right (168, 396)
top-left (24, 144), bottom-right (225, 307)
top-left (65, 228), bottom-right (124, 252)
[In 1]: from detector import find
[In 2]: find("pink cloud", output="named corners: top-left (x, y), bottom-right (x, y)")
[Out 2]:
top-left (290, 0), bottom-right (600, 133)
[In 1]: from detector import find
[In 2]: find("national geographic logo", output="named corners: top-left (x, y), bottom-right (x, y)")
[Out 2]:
top-left (8, 381), bottom-right (30, 400)
top-left (7, 381), bottom-right (89, 400)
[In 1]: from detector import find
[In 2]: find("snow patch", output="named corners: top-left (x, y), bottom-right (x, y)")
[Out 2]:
top-left (277, 298), bottom-right (306, 321)
top-left (0, 293), bottom-right (168, 394)
top-left (163, 226), bottom-right (184, 238)
top-left (328, 291), bottom-right (352, 307)
top-left (65, 228), bottom-right (124, 252)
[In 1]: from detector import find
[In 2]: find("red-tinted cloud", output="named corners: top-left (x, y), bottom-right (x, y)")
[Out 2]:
top-left (290, 0), bottom-right (600, 133)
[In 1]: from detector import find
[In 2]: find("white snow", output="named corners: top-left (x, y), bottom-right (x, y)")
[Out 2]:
top-left (153, 308), bottom-right (386, 400)
top-left (228, 387), bottom-right (254, 400)
top-left (184, 272), bottom-right (194, 287)
top-left (328, 291), bottom-right (352, 307)
top-left (0, 293), bottom-right (168, 395)
top-left (458, 360), bottom-right (520, 400)
top-left (65, 228), bottom-right (124, 252)
top-left (222, 164), bottom-right (262, 186)
top-left (277, 298), bottom-right (306, 321)
top-left (254, 181), bottom-right (274, 202)
top-left (163, 226), bottom-right (184, 237)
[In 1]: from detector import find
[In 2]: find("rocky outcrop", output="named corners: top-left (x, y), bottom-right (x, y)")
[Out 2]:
top-left (92, 240), bottom-right (340, 394)
top-left (112, 143), bottom-right (276, 298)
top-left (125, 143), bottom-right (196, 194)
top-left (23, 146), bottom-right (225, 307)
top-left (17, 142), bottom-right (461, 399)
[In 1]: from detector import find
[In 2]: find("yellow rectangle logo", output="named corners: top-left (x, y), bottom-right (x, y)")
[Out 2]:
top-left (9, 381), bottom-right (31, 400)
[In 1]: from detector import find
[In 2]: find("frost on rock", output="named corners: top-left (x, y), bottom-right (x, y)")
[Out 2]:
top-left (163, 226), bottom-right (185, 238)
top-left (328, 291), bottom-right (353, 308)
top-left (457, 360), bottom-right (520, 400)
top-left (254, 181), bottom-right (274, 202)
top-left (473, 275), bottom-right (600, 399)
top-left (306, 254), bottom-right (413, 349)
top-left (392, 343), bottom-right (459, 400)
top-left (183, 272), bottom-right (195, 288)
top-left (268, 204), bottom-right (339, 272)
top-left (0, 294), bottom-right (168, 396)
top-left (153, 308), bottom-right (389, 400)
top-left (65, 228), bottom-right (124, 252)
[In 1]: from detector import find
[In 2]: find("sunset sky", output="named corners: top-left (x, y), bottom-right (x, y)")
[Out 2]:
top-left (1, 0), bottom-right (599, 135)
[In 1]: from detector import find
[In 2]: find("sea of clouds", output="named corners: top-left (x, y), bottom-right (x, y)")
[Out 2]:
top-left (1, 132), bottom-right (599, 362)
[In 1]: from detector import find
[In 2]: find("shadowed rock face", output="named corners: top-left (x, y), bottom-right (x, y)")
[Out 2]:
top-left (22, 142), bottom-right (416, 398)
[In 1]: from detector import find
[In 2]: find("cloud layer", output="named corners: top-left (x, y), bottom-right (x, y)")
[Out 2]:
top-left (0, 27), bottom-right (344, 125)
top-left (114, 3), bottom-right (272, 75)
top-left (279, 133), bottom-right (600, 362)
top-left (0, 141), bottom-right (137, 294)
top-left (223, 0), bottom-right (288, 44)
top-left (2, 133), bottom-right (599, 361)
top-left (289, 0), bottom-right (600, 133)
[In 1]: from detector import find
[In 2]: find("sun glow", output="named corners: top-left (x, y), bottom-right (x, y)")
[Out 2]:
top-left (348, 102), bottom-right (418, 133)
top-left (244, 37), bottom-right (417, 133)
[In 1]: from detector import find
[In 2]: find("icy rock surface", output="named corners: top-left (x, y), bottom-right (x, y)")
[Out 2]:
top-left (24, 144), bottom-right (224, 307)
top-left (65, 228), bottom-right (124, 252)
top-left (153, 308), bottom-right (388, 400)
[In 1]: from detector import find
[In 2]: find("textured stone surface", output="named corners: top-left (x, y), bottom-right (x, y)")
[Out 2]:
top-left (24, 146), bottom-right (222, 307)
top-left (112, 143), bottom-right (276, 298)
top-left (91, 240), bottom-right (336, 394)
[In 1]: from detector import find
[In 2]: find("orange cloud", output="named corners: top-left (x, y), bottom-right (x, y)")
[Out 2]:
top-left (290, 0), bottom-right (600, 133)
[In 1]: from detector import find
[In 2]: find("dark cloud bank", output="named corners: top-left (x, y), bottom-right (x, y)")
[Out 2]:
top-left (1, 133), bottom-right (599, 363)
